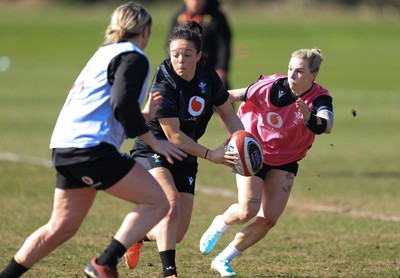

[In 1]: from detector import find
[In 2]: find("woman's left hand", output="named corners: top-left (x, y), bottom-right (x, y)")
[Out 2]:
top-left (142, 91), bottom-right (162, 122)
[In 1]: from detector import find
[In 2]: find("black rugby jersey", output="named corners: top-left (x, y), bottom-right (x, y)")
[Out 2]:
top-left (133, 59), bottom-right (228, 162)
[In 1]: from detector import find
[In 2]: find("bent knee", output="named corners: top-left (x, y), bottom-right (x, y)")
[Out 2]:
top-left (163, 196), bottom-right (181, 221)
top-left (237, 207), bottom-right (259, 223)
top-left (47, 221), bottom-right (79, 241)
top-left (152, 200), bottom-right (170, 222)
top-left (175, 232), bottom-right (186, 244)
top-left (150, 192), bottom-right (170, 217)
top-left (256, 216), bottom-right (278, 230)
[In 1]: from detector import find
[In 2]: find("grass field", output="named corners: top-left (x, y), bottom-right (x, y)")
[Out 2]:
top-left (0, 2), bottom-right (399, 277)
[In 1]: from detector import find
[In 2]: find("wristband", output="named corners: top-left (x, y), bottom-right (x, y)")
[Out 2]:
top-left (304, 114), bottom-right (327, 134)
top-left (204, 149), bottom-right (209, 159)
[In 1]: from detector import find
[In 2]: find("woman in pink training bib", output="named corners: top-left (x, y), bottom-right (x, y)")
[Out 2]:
top-left (199, 48), bottom-right (334, 277)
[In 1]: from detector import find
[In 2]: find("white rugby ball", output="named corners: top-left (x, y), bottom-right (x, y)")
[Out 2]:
top-left (224, 130), bottom-right (263, 176)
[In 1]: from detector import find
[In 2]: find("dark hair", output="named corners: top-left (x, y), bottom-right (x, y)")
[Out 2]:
top-left (167, 20), bottom-right (202, 53)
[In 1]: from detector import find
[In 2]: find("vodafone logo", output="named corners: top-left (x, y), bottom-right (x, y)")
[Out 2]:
top-left (266, 112), bottom-right (283, 128)
top-left (188, 96), bottom-right (205, 116)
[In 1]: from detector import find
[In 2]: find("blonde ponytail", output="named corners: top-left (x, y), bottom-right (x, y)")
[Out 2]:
top-left (103, 2), bottom-right (152, 46)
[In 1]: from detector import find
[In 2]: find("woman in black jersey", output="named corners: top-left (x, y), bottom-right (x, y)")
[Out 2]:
top-left (124, 21), bottom-right (244, 278)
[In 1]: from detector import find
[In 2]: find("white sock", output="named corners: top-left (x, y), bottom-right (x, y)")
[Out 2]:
top-left (216, 243), bottom-right (241, 262)
top-left (213, 215), bottom-right (229, 232)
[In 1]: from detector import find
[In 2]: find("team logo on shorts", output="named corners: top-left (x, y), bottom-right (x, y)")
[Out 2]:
top-left (151, 153), bottom-right (161, 163)
top-left (81, 176), bottom-right (102, 188)
top-left (188, 96), bottom-right (205, 117)
top-left (82, 176), bottom-right (94, 185)
top-left (188, 176), bottom-right (194, 186)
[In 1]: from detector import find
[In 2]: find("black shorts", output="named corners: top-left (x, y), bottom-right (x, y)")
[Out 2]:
top-left (133, 152), bottom-right (198, 195)
top-left (255, 161), bottom-right (299, 180)
top-left (54, 144), bottom-right (135, 190)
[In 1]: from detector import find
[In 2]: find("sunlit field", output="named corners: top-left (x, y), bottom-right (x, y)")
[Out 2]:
top-left (0, 2), bottom-right (399, 277)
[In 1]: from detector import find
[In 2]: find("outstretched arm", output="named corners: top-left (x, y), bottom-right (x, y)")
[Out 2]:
top-left (158, 117), bottom-right (238, 167)
top-left (228, 88), bottom-right (247, 102)
top-left (215, 99), bottom-right (244, 134)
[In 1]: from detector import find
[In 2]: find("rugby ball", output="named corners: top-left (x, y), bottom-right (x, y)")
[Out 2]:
top-left (224, 130), bottom-right (263, 176)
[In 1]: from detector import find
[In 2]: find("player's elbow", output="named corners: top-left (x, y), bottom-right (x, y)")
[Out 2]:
top-left (324, 120), bottom-right (334, 134)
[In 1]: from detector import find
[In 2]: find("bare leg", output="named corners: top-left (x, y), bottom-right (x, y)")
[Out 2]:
top-left (208, 170), bottom-right (294, 277)
top-left (231, 169), bottom-right (294, 252)
top-left (136, 167), bottom-right (194, 278)
top-left (222, 175), bottom-right (264, 225)
top-left (15, 187), bottom-right (97, 268)
top-left (141, 167), bottom-right (194, 246)
top-left (141, 167), bottom-right (180, 251)
top-left (199, 175), bottom-right (263, 257)
top-left (104, 163), bottom-right (170, 248)
top-left (175, 193), bottom-right (194, 243)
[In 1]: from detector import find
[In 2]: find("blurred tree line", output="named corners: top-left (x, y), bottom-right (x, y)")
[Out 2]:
top-left (57, 0), bottom-right (400, 9)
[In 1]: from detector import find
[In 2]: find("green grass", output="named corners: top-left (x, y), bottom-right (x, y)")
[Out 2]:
top-left (0, 3), bottom-right (399, 278)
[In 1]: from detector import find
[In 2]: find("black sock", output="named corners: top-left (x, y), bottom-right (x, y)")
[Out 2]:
top-left (0, 257), bottom-right (29, 278)
top-left (96, 238), bottom-right (127, 270)
top-left (159, 250), bottom-right (177, 277)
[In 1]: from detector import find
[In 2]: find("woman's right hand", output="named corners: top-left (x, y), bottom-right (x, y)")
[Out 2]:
top-left (206, 143), bottom-right (238, 168)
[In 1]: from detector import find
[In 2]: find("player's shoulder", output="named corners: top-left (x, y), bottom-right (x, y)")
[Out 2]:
top-left (197, 60), bottom-right (215, 72)
top-left (314, 94), bottom-right (333, 104)
top-left (196, 61), bottom-right (221, 84)
top-left (107, 51), bottom-right (148, 84)
top-left (152, 59), bottom-right (177, 90)
top-left (120, 51), bottom-right (148, 67)
top-left (109, 50), bottom-right (148, 69)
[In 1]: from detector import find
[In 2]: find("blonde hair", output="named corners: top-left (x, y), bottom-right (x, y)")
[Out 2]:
top-left (103, 2), bottom-right (152, 46)
top-left (291, 48), bottom-right (324, 73)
